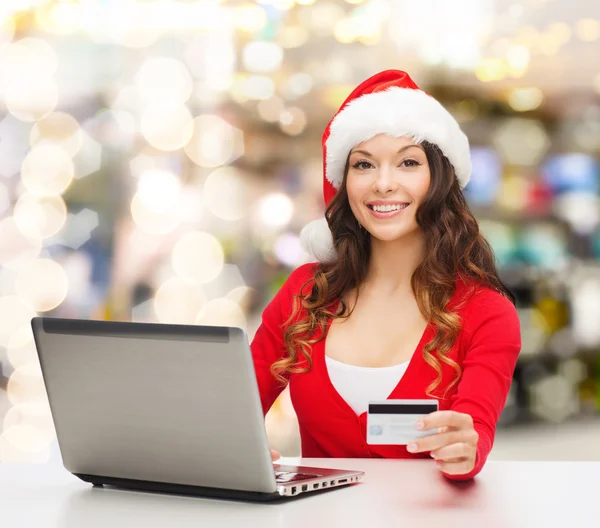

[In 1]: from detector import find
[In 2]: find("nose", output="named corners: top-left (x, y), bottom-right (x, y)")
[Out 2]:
top-left (372, 164), bottom-right (399, 194)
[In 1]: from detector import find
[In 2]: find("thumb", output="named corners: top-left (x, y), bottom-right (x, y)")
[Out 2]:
top-left (270, 448), bottom-right (281, 461)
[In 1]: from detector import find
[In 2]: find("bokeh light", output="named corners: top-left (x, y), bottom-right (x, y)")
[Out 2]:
top-left (203, 167), bottom-right (248, 221)
top-left (140, 103), bottom-right (194, 151)
top-left (154, 277), bottom-right (207, 324)
top-left (137, 169), bottom-right (181, 213)
top-left (257, 192), bottom-right (294, 228)
top-left (242, 41), bottom-right (284, 74)
top-left (15, 258), bottom-right (69, 312)
top-left (195, 298), bottom-right (247, 330)
top-left (135, 57), bottom-right (193, 104)
top-left (21, 144), bottom-right (74, 196)
top-left (30, 111), bottom-right (83, 156)
top-left (13, 193), bottom-right (67, 239)
top-left (130, 192), bottom-right (183, 235)
top-left (0, 295), bottom-right (37, 348)
top-left (7, 324), bottom-right (38, 370)
top-left (0, 217), bottom-right (42, 271)
top-left (7, 363), bottom-right (46, 405)
top-left (172, 231), bottom-right (225, 284)
top-left (3, 401), bottom-right (55, 444)
top-left (184, 115), bottom-right (244, 167)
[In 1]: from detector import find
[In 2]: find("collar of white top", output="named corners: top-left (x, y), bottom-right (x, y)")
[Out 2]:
top-left (325, 355), bottom-right (410, 370)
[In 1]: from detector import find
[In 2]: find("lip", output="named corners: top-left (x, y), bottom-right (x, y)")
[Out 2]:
top-left (366, 200), bottom-right (410, 207)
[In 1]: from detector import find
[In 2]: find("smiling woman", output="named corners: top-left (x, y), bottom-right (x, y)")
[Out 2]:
top-left (250, 70), bottom-right (521, 481)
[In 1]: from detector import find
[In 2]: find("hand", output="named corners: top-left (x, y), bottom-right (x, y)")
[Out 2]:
top-left (270, 448), bottom-right (281, 462)
top-left (406, 410), bottom-right (478, 476)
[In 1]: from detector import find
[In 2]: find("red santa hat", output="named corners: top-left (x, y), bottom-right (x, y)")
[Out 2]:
top-left (300, 69), bottom-right (472, 263)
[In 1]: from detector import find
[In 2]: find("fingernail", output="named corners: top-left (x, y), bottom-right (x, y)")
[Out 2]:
top-left (415, 421), bottom-right (424, 430)
top-left (407, 443), bottom-right (417, 453)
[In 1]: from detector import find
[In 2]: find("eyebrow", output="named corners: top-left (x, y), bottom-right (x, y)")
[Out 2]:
top-left (350, 145), bottom-right (424, 157)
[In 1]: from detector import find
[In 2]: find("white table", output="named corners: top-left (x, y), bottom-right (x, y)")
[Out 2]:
top-left (2, 456), bottom-right (598, 527)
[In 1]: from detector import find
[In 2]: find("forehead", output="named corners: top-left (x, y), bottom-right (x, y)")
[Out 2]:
top-left (350, 134), bottom-right (421, 153)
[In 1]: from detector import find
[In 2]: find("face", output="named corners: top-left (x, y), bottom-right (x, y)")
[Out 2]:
top-left (346, 134), bottom-right (431, 243)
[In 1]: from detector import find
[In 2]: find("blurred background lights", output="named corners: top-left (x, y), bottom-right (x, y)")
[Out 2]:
top-left (7, 325), bottom-right (38, 370)
top-left (137, 169), bottom-right (181, 213)
top-left (0, 183), bottom-right (10, 215)
top-left (172, 231), bottom-right (224, 284)
top-left (553, 193), bottom-right (600, 235)
top-left (0, 295), bottom-right (37, 348)
top-left (195, 298), bottom-right (247, 330)
top-left (258, 96), bottom-right (285, 123)
top-left (15, 258), bottom-right (69, 312)
top-left (130, 192), bottom-right (183, 235)
top-left (508, 87), bottom-right (544, 112)
top-left (13, 193), bottom-right (67, 240)
top-left (140, 103), bottom-right (194, 151)
top-left (530, 374), bottom-right (579, 423)
top-left (257, 192), bottom-right (294, 228)
top-left (153, 277), bottom-right (206, 325)
top-left (571, 277), bottom-right (600, 347)
top-left (242, 41), bottom-right (284, 74)
top-left (30, 112), bottom-right (83, 156)
top-left (279, 107), bottom-right (307, 136)
top-left (6, 363), bottom-right (46, 406)
top-left (0, 217), bottom-right (42, 271)
top-left (184, 115), bottom-right (244, 167)
top-left (21, 144), bottom-right (74, 196)
top-left (3, 401), bottom-right (55, 444)
top-left (203, 167), bottom-right (248, 221)
top-left (233, 4), bottom-right (268, 32)
top-left (135, 57), bottom-right (193, 105)
top-left (492, 118), bottom-right (550, 166)
top-left (273, 233), bottom-right (307, 266)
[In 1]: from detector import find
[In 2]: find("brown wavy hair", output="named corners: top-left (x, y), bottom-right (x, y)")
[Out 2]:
top-left (271, 140), bottom-right (515, 398)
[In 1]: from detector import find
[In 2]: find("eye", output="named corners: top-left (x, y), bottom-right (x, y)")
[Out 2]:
top-left (352, 160), bottom-right (373, 170)
top-left (401, 159), bottom-right (421, 168)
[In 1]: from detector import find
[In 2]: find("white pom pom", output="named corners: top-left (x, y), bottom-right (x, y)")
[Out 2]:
top-left (299, 218), bottom-right (337, 263)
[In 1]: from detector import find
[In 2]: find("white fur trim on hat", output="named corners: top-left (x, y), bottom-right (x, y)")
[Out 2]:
top-left (325, 87), bottom-right (471, 190)
top-left (300, 218), bottom-right (336, 263)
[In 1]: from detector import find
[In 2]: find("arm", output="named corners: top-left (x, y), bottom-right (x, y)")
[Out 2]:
top-left (444, 289), bottom-right (522, 480)
top-left (249, 263), bottom-right (315, 415)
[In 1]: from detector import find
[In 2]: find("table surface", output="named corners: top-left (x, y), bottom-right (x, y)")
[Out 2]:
top-left (2, 455), bottom-right (598, 528)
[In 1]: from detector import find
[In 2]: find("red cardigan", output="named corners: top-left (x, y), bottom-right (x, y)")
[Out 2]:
top-left (250, 263), bottom-right (522, 481)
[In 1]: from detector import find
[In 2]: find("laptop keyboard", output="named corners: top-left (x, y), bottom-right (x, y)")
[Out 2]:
top-left (275, 471), bottom-right (321, 483)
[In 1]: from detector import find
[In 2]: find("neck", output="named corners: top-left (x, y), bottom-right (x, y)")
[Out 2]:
top-left (362, 231), bottom-right (426, 296)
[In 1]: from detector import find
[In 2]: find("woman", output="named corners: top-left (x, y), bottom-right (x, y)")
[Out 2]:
top-left (250, 70), bottom-right (521, 481)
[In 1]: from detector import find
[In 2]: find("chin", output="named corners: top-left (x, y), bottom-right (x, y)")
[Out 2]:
top-left (368, 227), bottom-right (420, 242)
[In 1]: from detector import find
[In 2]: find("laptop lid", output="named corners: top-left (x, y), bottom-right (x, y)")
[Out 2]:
top-left (31, 317), bottom-right (278, 494)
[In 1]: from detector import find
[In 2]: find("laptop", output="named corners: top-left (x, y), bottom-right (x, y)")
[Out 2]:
top-left (31, 317), bottom-right (364, 501)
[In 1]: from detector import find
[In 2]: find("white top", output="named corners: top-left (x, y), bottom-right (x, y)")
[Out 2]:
top-left (325, 355), bottom-right (410, 415)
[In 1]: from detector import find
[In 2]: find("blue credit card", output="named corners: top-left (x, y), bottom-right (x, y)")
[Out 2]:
top-left (366, 399), bottom-right (438, 445)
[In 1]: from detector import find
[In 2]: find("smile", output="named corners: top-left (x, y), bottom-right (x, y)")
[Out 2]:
top-left (366, 203), bottom-right (409, 218)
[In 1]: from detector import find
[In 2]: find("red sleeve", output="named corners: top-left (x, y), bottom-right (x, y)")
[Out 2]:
top-left (250, 263), bottom-right (316, 416)
top-left (443, 288), bottom-right (521, 481)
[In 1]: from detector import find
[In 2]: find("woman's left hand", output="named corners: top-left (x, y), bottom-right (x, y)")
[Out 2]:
top-left (406, 410), bottom-right (478, 476)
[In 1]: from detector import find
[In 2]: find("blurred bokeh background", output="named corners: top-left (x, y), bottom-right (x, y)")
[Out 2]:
top-left (0, 0), bottom-right (599, 464)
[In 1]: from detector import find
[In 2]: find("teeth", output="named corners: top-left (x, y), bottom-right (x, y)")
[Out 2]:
top-left (372, 204), bottom-right (407, 212)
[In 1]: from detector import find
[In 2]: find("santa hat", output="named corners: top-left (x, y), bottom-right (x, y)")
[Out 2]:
top-left (300, 69), bottom-right (472, 263)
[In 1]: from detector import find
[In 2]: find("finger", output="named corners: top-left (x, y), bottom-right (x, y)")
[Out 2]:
top-left (417, 410), bottom-right (472, 431)
top-left (436, 459), bottom-right (475, 476)
top-left (270, 449), bottom-right (281, 461)
top-left (407, 431), bottom-right (465, 453)
top-left (431, 442), bottom-right (474, 462)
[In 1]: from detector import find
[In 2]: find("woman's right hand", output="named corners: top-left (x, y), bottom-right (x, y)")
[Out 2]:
top-left (270, 448), bottom-right (281, 462)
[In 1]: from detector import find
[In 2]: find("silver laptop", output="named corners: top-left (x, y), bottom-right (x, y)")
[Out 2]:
top-left (31, 317), bottom-right (363, 501)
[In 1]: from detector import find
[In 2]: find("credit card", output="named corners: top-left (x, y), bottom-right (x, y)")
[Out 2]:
top-left (366, 399), bottom-right (439, 445)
